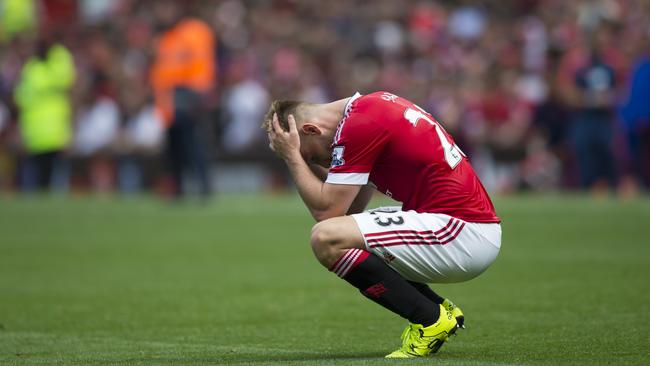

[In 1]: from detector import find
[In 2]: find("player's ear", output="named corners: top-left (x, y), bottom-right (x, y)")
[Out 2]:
top-left (301, 123), bottom-right (321, 136)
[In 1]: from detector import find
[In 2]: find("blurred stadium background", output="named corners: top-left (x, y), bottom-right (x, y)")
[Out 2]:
top-left (1, 1), bottom-right (649, 365)
top-left (0, 0), bottom-right (649, 196)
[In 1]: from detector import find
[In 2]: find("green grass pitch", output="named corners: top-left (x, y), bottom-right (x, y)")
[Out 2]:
top-left (1, 194), bottom-right (649, 365)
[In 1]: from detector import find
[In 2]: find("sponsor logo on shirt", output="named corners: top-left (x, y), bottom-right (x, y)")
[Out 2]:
top-left (331, 146), bottom-right (345, 167)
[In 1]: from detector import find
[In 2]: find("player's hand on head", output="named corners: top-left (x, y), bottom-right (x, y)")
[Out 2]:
top-left (268, 113), bottom-right (301, 161)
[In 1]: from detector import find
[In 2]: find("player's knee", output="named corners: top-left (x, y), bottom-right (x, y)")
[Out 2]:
top-left (310, 221), bottom-right (334, 252)
top-left (310, 221), bottom-right (340, 266)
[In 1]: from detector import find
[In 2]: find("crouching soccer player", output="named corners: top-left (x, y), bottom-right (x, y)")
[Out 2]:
top-left (264, 91), bottom-right (501, 358)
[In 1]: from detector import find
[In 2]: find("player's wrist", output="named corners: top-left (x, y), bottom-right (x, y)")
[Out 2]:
top-left (283, 149), bottom-right (304, 164)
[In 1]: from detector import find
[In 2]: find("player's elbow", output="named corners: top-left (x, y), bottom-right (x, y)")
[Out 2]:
top-left (311, 208), bottom-right (344, 222)
top-left (311, 193), bottom-right (350, 222)
top-left (312, 210), bottom-right (335, 222)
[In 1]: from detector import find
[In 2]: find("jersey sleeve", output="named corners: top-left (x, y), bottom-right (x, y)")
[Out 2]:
top-left (326, 113), bottom-right (389, 185)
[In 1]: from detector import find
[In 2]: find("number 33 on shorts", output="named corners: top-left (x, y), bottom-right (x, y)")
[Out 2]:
top-left (369, 209), bottom-right (405, 227)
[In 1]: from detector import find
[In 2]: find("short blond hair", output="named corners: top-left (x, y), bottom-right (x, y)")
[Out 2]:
top-left (262, 100), bottom-right (307, 132)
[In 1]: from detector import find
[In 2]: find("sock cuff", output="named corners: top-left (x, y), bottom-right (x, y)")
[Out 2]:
top-left (329, 248), bottom-right (370, 278)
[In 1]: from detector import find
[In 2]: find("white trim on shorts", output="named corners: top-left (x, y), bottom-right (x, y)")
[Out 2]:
top-left (351, 207), bottom-right (501, 284)
top-left (364, 216), bottom-right (466, 248)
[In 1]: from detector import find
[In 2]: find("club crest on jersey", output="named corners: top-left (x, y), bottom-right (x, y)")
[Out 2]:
top-left (331, 146), bottom-right (345, 167)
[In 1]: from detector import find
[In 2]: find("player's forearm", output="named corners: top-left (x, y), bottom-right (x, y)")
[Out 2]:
top-left (346, 184), bottom-right (374, 215)
top-left (309, 164), bottom-right (329, 182)
top-left (285, 153), bottom-right (338, 221)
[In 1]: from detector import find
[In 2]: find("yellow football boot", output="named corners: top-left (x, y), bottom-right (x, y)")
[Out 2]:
top-left (385, 305), bottom-right (458, 358)
top-left (442, 298), bottom-right (465, 328)
top-left (394, 298), bottom-right (465, 345)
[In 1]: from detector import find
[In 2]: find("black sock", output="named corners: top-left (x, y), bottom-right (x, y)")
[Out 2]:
top-left (332, 249), bottom-right (439, 326)
top-left (408, 281), bottom-right (445, 305)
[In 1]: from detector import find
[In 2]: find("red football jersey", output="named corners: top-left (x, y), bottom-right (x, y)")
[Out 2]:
top-left (326, 91), bottom-right (500, 223)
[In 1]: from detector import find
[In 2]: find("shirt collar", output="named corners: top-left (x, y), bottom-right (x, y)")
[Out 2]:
top-left (343, 92), bottom-right (362, 117)
top-left (332, 92), bottom-right (362, 147)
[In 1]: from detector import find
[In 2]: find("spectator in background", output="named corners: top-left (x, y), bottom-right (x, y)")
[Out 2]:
top-left (150, 0), bottom-right (216, 199)
top-left (118, 103), bottom-right (164, 194)
top-left (72, 76), bottom-right (120, 193)
top-left (221, 59), bottom-right (269, 154)
top-left (0, 0), bottom-right (36, 42)
top-left (530, 74), bottom-right (569, 188)
top-left (558, 24), bottom-right (623, 193)
top-left (477, 68), bottom-right (532, 193)
top-left (13, 38), bottom-right (75, 192)
top-left (0, 100), bottom-right (10, 189)
top-left (620, 43), bottom-right (650, 189)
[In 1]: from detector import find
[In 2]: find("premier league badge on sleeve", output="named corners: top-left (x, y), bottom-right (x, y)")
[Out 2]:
top-left (331, 146), bottom-right (345, 167)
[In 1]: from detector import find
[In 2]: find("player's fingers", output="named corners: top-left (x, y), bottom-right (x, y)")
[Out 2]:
top-left (287, 114), bottom-right (298, 134)
top-left (272, 113), bottom-right (282, 133)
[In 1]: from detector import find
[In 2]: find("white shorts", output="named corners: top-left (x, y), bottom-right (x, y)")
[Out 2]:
top-left (351, 207), bottom-right (501, 284)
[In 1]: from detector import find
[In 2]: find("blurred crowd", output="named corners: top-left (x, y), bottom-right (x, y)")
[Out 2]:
top-left (1, 0), bottom-right (649, 196)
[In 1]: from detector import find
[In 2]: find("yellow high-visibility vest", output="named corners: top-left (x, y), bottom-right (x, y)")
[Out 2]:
top-left (14, 44), bottom-right (75, 153)
top-left (0, 0), bottom-right (36, 41)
